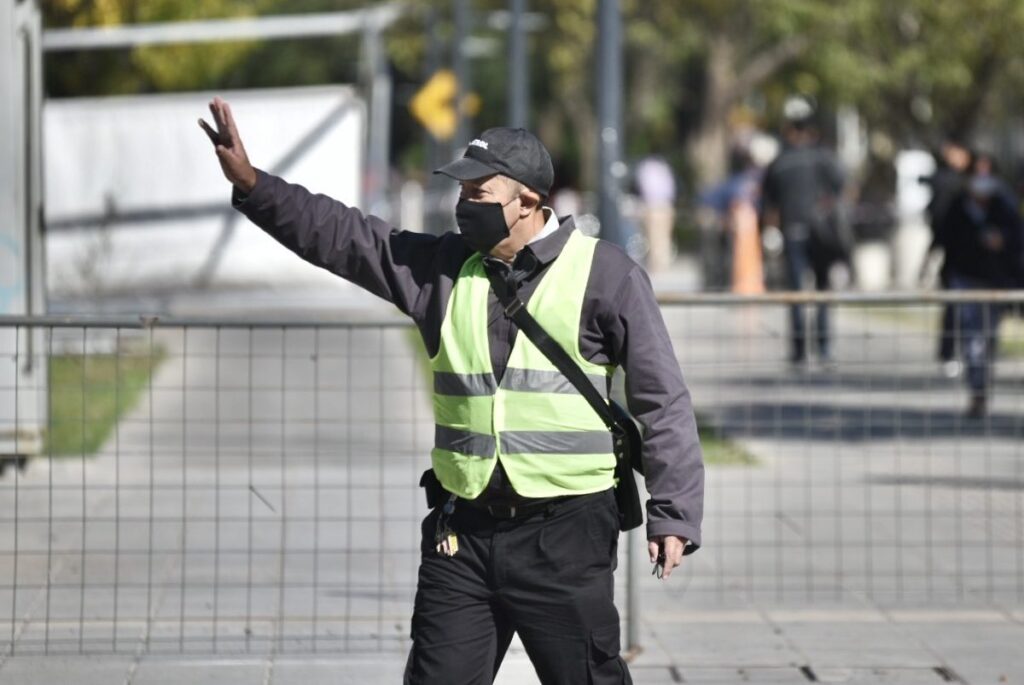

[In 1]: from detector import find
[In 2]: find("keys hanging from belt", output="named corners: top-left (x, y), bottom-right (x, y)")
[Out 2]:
top-left (434, 494), bottom-right (459, 557)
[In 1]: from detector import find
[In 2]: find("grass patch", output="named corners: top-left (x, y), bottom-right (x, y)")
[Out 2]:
top-left (697, 417), bottom-right (758, 467)
top-left (1003, 317), bottom-right (1024, 357)
top-left (851, 304), bottom-right (940, 330)
top-left (852, 304), bottom-right (1024, 358)
top-left (46, 348), bottom-right (164, 456)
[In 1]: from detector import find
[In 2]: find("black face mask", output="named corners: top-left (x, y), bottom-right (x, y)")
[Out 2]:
top-left (455, 198), bottom-right (515, 255)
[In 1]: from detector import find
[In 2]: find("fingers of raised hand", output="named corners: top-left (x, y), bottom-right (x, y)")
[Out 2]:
top-left (209, 99), bottom-right (226, 133)
top-left (222, 100), bottom-right (241, 138)
top-left (211, 98), bottom-right (237, 145)
top-left (211, 97), bottom-right (246, 153)
top-left (198, 118), bottom-right (220, 146)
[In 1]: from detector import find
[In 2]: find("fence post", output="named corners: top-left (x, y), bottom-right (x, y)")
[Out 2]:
top-left (625, 493), bottom-right (641, 655)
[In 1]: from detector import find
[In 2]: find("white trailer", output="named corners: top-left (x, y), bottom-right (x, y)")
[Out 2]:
top-left (44, 86), bottom-right (366, 297)
top-left (0, 0), bottom-right (46, 460)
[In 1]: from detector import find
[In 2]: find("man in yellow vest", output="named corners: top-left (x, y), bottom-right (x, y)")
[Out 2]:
top-left (201, 97), bottom-right (704, 684)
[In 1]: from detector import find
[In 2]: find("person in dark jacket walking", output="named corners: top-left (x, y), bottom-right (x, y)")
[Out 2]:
top-left (937, 155), bottom-right (1024, 418)
top-left (199, 97), bottom-right (704, 684)
top-left (922, 139), bottom-right (972, 376)
top-left (761, 96), bottom-right (846, 366)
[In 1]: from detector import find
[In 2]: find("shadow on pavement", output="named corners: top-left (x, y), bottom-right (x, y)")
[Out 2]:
top-left (716, 370), bottom-right (1021, 393)
top-left (867, 473), bottom-right (1024, 490)
top-left (707, 401), bottom-right (1024, 442)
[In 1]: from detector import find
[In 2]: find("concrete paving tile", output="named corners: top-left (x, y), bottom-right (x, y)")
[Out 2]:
top-left (886, 609), bottom-right (1008, 623)
top-left (493, 655), bottom-right (541, 685)
top-left (773, 621), bottom-right (937, 668)
top-left (899, 622), bottom-right (1024, 685)
top-left (0, 656), bottom-right (133, 685)
top-left (810, 667), bottom-right (959, 683)
top-left (270, 657), bottom-right (405, 685)
top-left (131, 658), bottom-right (268, 684)
top-left (623, 664), bottom-right (684, 684)
top-left (631, 622), bottom-right (675, 665)
top-left (646, 621), bottom-right (800, 668)
top-left (767, 608), bottom-right (888, 623)
top-left (676, 666), bottom-right (811, 682)
top-left (645, 609), bottom-right (764, 624)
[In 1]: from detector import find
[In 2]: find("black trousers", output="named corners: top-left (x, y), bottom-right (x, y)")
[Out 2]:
top-left (404, 489), bottom-right (632, 685)
top-left (784, 236), bottom-right (833, 360)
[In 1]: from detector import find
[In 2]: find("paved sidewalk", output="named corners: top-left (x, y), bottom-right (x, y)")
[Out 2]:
top-left (2, 606), bottom-right (1023, 684)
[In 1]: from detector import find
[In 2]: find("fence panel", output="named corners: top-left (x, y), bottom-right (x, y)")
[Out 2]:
top-left (0, 320), bottom-right (431, 655)
top-left (0, 295), bottom-right (1021, 655)
top-left (662, 293), bottom-right (1024, 606)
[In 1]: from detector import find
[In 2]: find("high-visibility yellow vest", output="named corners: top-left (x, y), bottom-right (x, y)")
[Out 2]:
top-left (430, 229), bottom-right (616, 499)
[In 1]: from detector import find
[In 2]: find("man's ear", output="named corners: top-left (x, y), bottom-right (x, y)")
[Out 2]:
top-left (519, 188), bottom-right (542, 215)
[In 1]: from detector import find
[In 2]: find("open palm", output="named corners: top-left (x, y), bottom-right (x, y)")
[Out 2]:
top-left (199, 97), bottom-right (257, 194)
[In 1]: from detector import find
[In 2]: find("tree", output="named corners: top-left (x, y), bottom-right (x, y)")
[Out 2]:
top-left (42, 1), bottom-right (1024, 198)
top-left (42, 0), bottom-right (372, 96)
top-left (810, 0), bottom-right (1024, 146)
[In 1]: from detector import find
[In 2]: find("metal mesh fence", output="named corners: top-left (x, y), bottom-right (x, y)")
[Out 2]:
top-left (660, 293), bottom-right (1024, 609)
top-left (0, 293), bottom-right (1021, 656)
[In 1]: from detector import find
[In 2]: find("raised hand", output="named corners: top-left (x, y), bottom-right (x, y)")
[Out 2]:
top-left (199, 97), bottom-right (257, 194)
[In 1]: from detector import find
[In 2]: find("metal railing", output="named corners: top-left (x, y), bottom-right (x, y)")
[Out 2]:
top-left (656, 291), bottom-right (1024, 606)
top-left (0, 292), bottom-right (1022, 655)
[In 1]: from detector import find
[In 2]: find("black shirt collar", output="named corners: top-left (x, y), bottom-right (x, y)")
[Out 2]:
top-left (482, 215), bottom-right (576, 295)
top-left (483, 215), bottom-right (576, 271)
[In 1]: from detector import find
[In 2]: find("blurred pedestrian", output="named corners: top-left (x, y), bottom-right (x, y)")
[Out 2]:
top-left (921, 138), bottom-right (972, 377)
top-left (761, 96), bottom-right (847, 366)
top-left (725, 147), bottom-right (765, 294)
top-left (696, 180), bottom-right (732, 290)
top-left (634, 155), bottom-right (677, 273)
top-left (937, 154), bottom-right (1024, 418)
top-left (699, 147), bottom-right (764, 294)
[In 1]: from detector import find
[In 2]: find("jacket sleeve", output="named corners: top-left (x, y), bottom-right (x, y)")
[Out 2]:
top-left (818, 150), bottom-right (844, 195)
top-left (232, 169), bottom-right (455, 320)
top-left (608, 265), bottom-right (705, 552)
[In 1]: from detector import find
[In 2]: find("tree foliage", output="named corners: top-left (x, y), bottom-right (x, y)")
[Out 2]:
top-left (41, 0), bottom-right (1024, 189)
top-left (812, 0), bottom-right (1024, 142)
top-left (42, 0), bottom-right (370, 95)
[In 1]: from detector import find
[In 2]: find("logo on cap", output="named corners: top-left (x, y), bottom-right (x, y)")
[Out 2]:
top-left (469, 139), bottom-right (489, 150)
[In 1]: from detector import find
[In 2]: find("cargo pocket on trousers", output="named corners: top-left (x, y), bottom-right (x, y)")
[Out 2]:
top-left (588, 624), bottom-right (626, 684)
top-left (419, 508), bottom-right (439, 556)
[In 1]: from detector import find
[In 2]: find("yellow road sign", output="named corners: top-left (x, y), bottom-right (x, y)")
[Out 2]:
top-left (411, 69), bottom-right (458, 141)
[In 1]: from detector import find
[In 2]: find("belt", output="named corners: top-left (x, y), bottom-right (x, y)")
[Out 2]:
top-left (458, 495), bottom-right (569, 520)
top-left (486, 498), bottom-right (567, 520)
top-left (462, 490), bottom-right (605, 520)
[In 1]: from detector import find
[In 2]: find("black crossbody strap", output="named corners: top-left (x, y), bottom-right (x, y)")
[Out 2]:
top-left (485, 270), bottom-right (617, 430)
top-left (483, 267), bottom-right (647, 530)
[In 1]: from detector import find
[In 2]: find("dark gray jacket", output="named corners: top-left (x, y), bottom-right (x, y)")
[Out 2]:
top-left (234, 170), bottom-right (704, 547)
top-left (762, 142), bottom-right (843, 239)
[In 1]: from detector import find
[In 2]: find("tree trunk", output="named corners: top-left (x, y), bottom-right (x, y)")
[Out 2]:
top-left (688, 36), bottom-right (736, 188)
top-left (562, 86), bottom-right (598, 192)
top-left (686, 33), bottom-right (809, 189)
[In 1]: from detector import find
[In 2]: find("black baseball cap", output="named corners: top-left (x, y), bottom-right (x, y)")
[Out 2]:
top-left (434, 127), bottom-right (554, 196)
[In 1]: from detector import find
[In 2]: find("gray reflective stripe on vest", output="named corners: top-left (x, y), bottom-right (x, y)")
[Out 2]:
top-left (435, 424), bottom-right (496, 457)
top-left (433, 371), bottom-right (497, 397)
top-left (499, 430), bottom-right (613, 455)
top-left (499, 367), bottom-right (608, 395)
